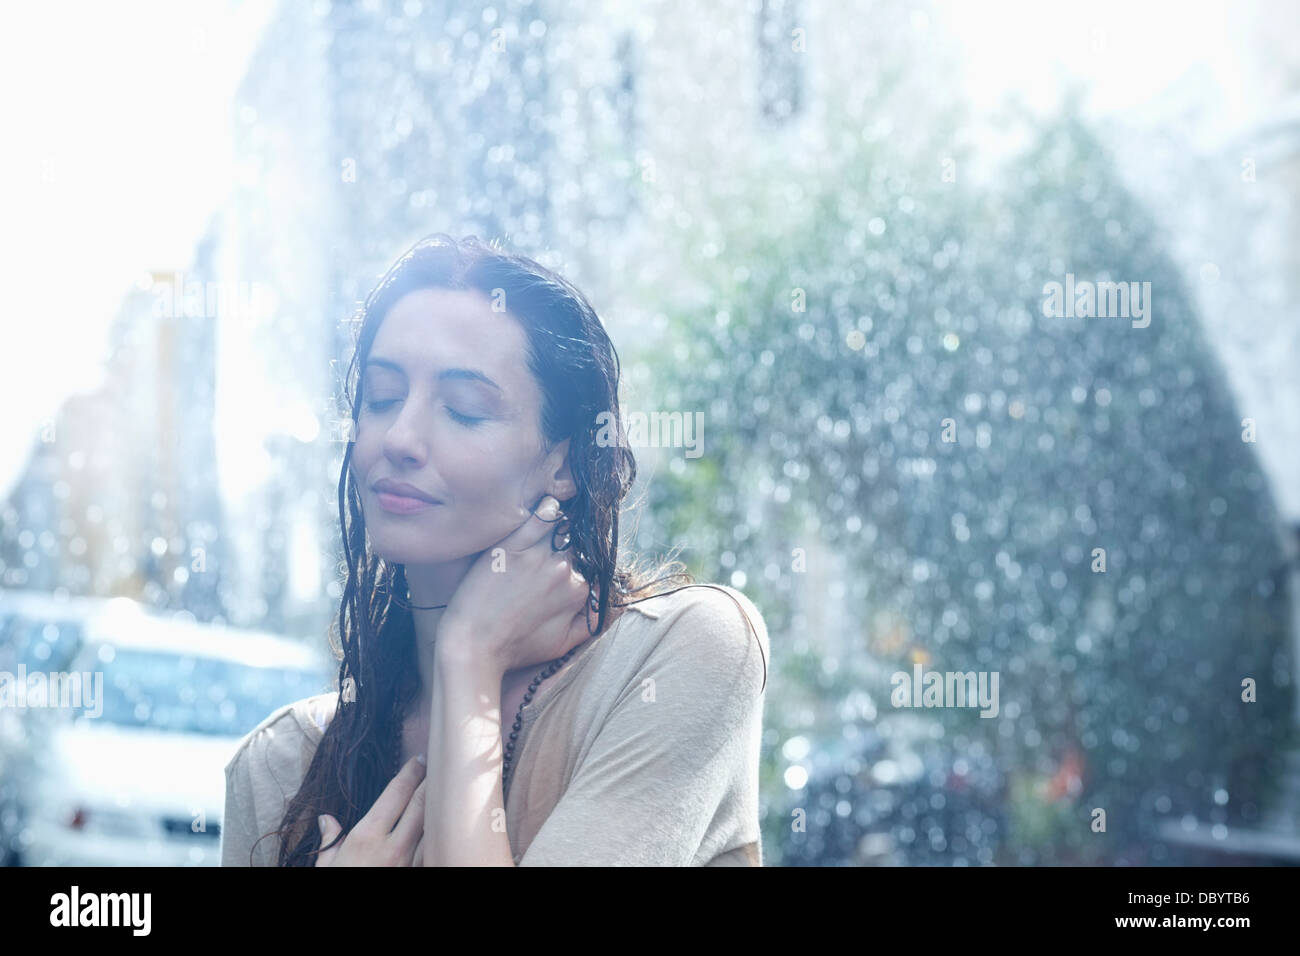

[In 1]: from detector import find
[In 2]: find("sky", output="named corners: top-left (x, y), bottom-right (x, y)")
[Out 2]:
top-left (939, 0), bottom-right (1249, 126)
top-left (0, 0), bottom-right (276, 500)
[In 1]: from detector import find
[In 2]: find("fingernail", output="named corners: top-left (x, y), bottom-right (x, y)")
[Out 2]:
top-left (415, 753), bottom-right (427, 766)
top-left (317, 815), bottom-right (326, 832)
top-left (538, 496), bottom-right (559, 520)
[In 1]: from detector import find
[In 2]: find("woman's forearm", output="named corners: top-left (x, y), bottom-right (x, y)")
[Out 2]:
top-left (423, 636), bottom-right (517, 866)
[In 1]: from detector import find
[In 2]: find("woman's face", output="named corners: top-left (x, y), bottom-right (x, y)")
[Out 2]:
top-left (349, 287), bottom-right (574, 566)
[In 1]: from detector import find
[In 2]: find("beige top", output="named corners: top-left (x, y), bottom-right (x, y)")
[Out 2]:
top-left (220, 582), bottom-right (769, 866)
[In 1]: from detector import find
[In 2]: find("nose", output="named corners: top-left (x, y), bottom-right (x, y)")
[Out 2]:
top-left (381, 398), bottom-right (428, 468)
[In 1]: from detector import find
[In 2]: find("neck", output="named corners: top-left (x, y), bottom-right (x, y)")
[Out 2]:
top-left (402, 557), bottom-right (475, 718)
top-left (399, 562), bottom-right (626, 722)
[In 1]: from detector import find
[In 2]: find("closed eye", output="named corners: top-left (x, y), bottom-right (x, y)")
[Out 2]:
top-left (445, 407), bottom-right (485, 427)
top-left (363, 398), bottom-right (485, 428)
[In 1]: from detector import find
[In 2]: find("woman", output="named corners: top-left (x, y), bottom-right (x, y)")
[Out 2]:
top-left (220, 233), bottom-right (769, 866)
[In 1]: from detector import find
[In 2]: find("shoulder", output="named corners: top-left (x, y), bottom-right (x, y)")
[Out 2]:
top-left (222, 692), bottom-right (336, 866)
top-left (620, 583), bottom-right (769, 695)
top-left (632, 582), bottom-right (768, 648)
top-left (223, 691), bottom-right (338, 779)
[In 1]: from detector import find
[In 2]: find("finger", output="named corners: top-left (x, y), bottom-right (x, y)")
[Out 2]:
top-left (570, 567), bottom-right (597, 618)
top-left (390, 775), bottom-right (426, 849)
top-left (361, 755), bottom-right (426, 835)
top-left (569, 566), bottom-right (594, 606)
top-left (497, 494), bottom-right (567, 555)
top-left (568, 605), bottom-right (595, 648)
top-left (316, 814), bottom-right (342, 867)
top-left (410, 831), bottom-right (425, 868)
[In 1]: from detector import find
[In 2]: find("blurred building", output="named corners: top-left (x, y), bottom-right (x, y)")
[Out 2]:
top-left (0, 229), bottom-right (228, 621)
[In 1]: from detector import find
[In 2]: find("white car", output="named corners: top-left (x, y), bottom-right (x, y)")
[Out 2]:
top-left (17, 608), bottom-right (331, 866)
top-left (0, 592), bottom-right (147, 865)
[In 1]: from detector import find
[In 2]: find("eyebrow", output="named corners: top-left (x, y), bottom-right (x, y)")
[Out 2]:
top-left (363, 356), bottom-right (503, 394)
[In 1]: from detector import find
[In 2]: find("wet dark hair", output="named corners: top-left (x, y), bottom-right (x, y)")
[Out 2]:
top-left (255, 233), bottom-right (766, 866)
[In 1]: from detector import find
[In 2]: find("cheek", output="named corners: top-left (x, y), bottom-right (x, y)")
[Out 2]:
top-left (441, 439), bottom-right (542, 516)
top-left (348, 429), bottom-right (377, 481)
top-left (441, 445), bottom-right (516, 502)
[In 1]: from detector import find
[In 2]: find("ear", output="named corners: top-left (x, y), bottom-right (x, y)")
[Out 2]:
top-left (541, 437), bottom-right (578, 503)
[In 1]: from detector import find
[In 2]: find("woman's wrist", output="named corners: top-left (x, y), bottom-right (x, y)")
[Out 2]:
top-left (434, 625), bottom-right (506, 677)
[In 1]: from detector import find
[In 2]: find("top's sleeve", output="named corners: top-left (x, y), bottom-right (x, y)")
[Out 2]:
top-left (518, 587), bottom-right (768, 866)
top-left (219, 697), bottom-right (329, 866)
top-left (220, 744), bottom-right (261, 867)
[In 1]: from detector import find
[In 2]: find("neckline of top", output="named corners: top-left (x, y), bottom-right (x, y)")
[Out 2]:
top-left (516, 598), bottom-right (656, 727)
top-left (294, 591), bottom-right (674, 745)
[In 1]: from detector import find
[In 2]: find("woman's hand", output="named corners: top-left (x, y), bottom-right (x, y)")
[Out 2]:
top-left (315, 755), bottom-right (427, 866)
top-left (438, 494), bottom-right (594, 675)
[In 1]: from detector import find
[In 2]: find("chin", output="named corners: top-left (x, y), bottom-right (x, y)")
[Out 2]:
top-left (372, 545), bottom-right (458, 566)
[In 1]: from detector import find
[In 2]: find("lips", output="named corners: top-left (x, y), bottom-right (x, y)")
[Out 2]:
top-left (372, 478), bottom-right (441, 504)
